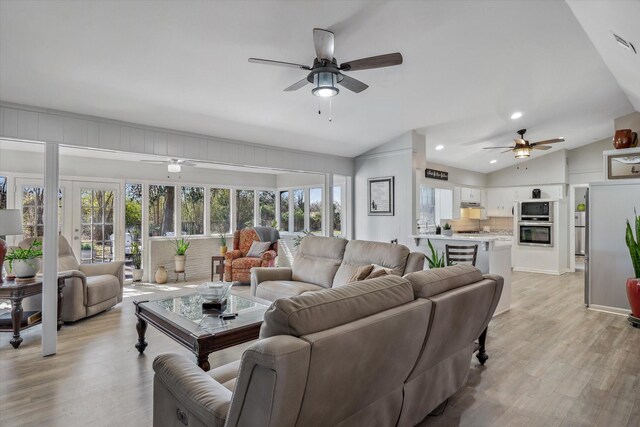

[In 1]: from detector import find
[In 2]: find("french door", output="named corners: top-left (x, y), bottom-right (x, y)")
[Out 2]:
top-left (72, 182), bottom-right (121, 264)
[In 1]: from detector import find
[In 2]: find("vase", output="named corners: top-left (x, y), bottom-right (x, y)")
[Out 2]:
top-left (613, 129), bottom-right (638, 149)
top-left (174, 255), bottom-right (186, 273)
top-left (155, 265), bottom-right (168, 284)
top-left (627, 278), bottom-right (640, 317)
top-left (219, 246), bottom-right (227, 256)
top-left (132, 269), bottom-right (143, 282)
top-left (13, 258), bottom-right (41, 279)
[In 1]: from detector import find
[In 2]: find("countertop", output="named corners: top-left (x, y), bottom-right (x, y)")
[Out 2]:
top-left (411, 233), bottom-right (513, 242)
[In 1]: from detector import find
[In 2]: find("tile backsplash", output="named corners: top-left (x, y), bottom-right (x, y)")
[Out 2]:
top-left (448, 216), bottom-right (514, 232)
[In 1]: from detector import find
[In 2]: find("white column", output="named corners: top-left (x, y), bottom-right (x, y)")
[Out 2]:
top-left (325, 174), bottom-right (334, 237)
top-left (42, 142), bottom-right (59, 356)
top-left (141, 183), bottom-right (149, 282)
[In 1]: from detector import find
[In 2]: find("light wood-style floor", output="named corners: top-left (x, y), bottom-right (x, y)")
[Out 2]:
top-left (1, 272), bottom-right (639, 427)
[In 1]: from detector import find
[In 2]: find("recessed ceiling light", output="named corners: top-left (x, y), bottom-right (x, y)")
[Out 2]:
top-left (490, 160), bottom-right (497, 164)
top-left (435, 145), bottom-right (444, 151)
top-left (510, 112), bottom-right (523, 120)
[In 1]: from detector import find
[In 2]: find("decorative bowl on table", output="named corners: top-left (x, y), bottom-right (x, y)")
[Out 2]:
top-left (197, 282), bottom-right (231, 302)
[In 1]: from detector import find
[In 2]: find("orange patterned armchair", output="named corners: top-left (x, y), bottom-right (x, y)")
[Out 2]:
top-left (224, 228), bottom-right (277, 283)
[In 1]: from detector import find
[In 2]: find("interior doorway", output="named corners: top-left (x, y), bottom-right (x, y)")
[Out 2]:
top-left (569, 184), bottom-right (588, 272)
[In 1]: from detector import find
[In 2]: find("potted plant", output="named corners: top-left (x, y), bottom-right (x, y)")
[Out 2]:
top-left (625, 209), bottom-right (640, 321)
top-left (219, 233), bottom-right (227, 256)
top-left (131, 242), bottom-right (143, 282)
top-left (173, 237), bottom-right (190, 273)
top-left (442, 223), bottom-right (453, 236)
top-left (6, 240), bottom-right (43, 279)
top-left (424, 239), bottom-right (453, 269)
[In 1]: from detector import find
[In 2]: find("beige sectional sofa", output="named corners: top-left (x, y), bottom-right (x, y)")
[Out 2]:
top-left (251, 235), bottom-right (425, 301)
top-left (152, 265), bottom-right (503, 427)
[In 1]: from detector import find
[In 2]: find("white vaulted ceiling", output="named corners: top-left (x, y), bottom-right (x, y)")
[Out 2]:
top-left (0, 1), bottom-right (637, 172)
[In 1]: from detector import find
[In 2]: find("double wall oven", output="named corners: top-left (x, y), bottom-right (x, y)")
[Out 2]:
top-left (518, 201), bottom-right (553, 247)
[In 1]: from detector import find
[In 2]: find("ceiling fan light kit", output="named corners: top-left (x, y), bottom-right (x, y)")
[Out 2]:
top-left (515, 147), bottom-right (532, 159)
top-left (167, 163), bottom-right (181, 173)
top-left (312, 72), bottom-right (339, 97)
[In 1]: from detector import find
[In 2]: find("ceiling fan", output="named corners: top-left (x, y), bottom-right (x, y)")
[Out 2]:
top-left (140, 158), bottom-right (197, 173)
top-left (483, 129), bottom-right (565, 159)
top-left (248, 28), bottom-right (403, 97)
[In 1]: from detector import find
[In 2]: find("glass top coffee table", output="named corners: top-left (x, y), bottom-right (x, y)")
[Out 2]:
top-left (133, 292), bottom-right (269, 371)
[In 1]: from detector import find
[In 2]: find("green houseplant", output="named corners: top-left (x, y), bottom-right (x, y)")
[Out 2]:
top-left (218, 233), bottom-right (227, 256)
top-left (173, 237), bottom-right (190, 273)
top-left (131, 242), bottom-right (143, 282)
top-left (424, 239), bottom-right (453, 269)
top-left (625, 209), bottom-right (640, 318)
top-left (442, 222), bottom-right (453, 237)
top-left (6, 240), bottom-right (43, 279)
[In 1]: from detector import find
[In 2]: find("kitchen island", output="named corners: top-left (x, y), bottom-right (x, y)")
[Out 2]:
top-left (411, 234), bottom-right (512, 315)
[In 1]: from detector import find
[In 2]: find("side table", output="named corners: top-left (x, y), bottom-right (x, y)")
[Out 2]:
top-left (0, 272), bottom-right (74, 349)
top-left (211, 255), bottom-right (225, 281)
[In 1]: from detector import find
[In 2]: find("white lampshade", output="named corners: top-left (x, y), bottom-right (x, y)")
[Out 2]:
top-left (0, 209), bottom-right (23, 236)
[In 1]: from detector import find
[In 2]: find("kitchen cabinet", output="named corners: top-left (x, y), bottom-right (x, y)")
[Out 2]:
top-left (453, 187), bottom-right (487, 219)
top-left (459, 187), bottom-right (482, 202)
top-left (486, 188), bottom-right (516, 217)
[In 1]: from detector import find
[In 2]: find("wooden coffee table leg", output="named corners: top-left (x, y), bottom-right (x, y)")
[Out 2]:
top-left (197, 353), bottom-right (211, 372)
top-left (10, 297), bottom-right (24, 349)
top-left (135, 316), bottom-right (148, 354)
top-left (57, 280), bottom-right (64, 331)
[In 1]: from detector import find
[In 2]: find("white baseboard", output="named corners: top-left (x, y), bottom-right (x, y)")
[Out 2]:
top-left (588, 304), bottom-right (630, 317)
top-left (512, 267), bottom-right (567, 275)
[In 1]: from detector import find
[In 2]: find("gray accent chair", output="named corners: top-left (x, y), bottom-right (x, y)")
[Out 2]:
top-left (251, 235), bottom-right (425, 302)
top-left (21, 235), bottom-right (124, 322)
top-left (152, 265), bottom-right (503, 427)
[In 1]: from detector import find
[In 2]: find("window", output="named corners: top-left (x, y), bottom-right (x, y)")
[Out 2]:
top-left (181, 186), bottom-right (204, 235)
top-left (148, 185), bottom-right (175, 237)
top-left (80, 189), bottom-right (115, 263)
top-left (293, 189), bottom-right (304, 232)
top-left (125, 183), bottom-right (142, 254)
top-left (236, 190), bottom-right (254, 230)
top-left (210, 188), bottom-right (231, 235)
top-left (279, 191), bottom-right (289, 232)
top-left (309, 187), bottom-right (322, 235)
top-left (21, 186), bottom-right (62, 238)
top-left (259, 191), bottom-right (276, 227)
top-left (333, 185), bottom-right (342, 236)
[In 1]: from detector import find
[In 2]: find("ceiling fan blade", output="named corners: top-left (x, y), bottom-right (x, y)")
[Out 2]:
top-left (179, 160), bottom-right (197, 166)
top-left (483, 146), bottom-right (515, 149)
top-left (337, 74), bottom-right (369, 93)
top-left (514, 138), bottom-right (526, 145)
top-left (533, 137), bottom-right (564, 145)
top-left (313, 28), bottom-right (335, 61)
top-left (340, 53), bottom-right (403, 71)
top-left (532, 145), bottom-right (552, 150)
top-left (140, 160), bottom-right (168, 164)
top-left (248, 58), bottom-right (311, 70)
top-left (501, 149), bottom-right (514, 154)
top-left (284, 78), bottom-right (310, 92)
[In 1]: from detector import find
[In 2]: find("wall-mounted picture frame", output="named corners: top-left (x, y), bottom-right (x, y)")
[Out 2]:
top-left (368, 176), bottom-right (394, 216)
top-left (607, 152), bottom-right (640, 180)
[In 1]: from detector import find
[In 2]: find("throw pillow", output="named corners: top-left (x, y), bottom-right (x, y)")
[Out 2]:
top-left (366, 269), bottom-right (389, 279)
top-left (348, 264), bottom-right (374, 283)
top-left (246, 241), bottom-right (272, 258)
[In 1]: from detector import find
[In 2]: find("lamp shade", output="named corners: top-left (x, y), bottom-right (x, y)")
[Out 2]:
top-left (0, 209), bottom-right (23, 236)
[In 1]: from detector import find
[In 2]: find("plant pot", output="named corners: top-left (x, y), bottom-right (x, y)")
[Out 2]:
top-left (155, 265), bottom-right (168, 284)
top-left (442, 230), bottom-right (453, 237)
top-left (174, 255), bottom-right (186, 273)
top-left (219, 246), bottom-right (228, 256)
top-left (627, 278), bottom-right (640, 317)
top-left (132, 268), bottom-right (143, 282)
top-left (12, 258), bottom-right (41, 279)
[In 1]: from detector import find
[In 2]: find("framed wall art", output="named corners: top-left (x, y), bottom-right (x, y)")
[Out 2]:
top-left (606, 149), bottom-right (640, 180)
top-left (368, 176), bottom-right (394, 216)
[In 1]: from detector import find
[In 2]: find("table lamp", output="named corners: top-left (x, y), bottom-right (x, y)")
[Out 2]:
top-left (0, 209), bottom-right (23, 283)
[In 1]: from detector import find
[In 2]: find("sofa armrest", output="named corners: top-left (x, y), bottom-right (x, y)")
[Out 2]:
top-left (250, 267), bottom-right (292, 296)
top-left (153, 353), bottom-right (232, 426)
top-left (224, 250), bottom-right (242, 263)
top-left (260, 249), bottom-right (277, 264)
top-left (79, 261), bottom-right (124, 278)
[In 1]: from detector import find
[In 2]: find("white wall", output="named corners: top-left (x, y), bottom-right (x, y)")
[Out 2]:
top-left (614, 111), bottom-right (640, 132)
top-left (276, 172), bottom-right (325, 188)
top-left (567, 137), bottom-right (610, 184)
top-left (354, 132), bottom-right (414, 246)
top-left (487, 149), bottom-right (568, 187)
top-left (423, 162), bottom-right (488, 188)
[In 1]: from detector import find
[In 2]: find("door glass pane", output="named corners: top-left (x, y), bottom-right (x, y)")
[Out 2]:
top-left (210, 188), bottom-right (230, 235)
top-left (236, 190), bottom-right (254, 230)
top-left (125, 183), bottom-right (143, 252)
top-left (80, 189), bottom-right (115, 263)
top-left (21, 186), bottom-right (63, 238)
top-left (332, 186), bottom-right (342, 237)
top-left (309, 188), bottom-right (322, 235)
top-left (181, 186), bottom-right (204, 235)
top-left (293, 189), bottom-right (304, 232)
top-left (259, 191), bottom-right (275, 227)
top-left (149, 185), bottom-right (175, 237)
top-left (279, 191), bottom-right (289, 232)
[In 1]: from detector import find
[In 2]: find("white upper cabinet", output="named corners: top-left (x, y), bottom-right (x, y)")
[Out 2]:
top-left (459, 187), bottom-right (482, 202)
top-left (486, 188), bottom-right (516, 217)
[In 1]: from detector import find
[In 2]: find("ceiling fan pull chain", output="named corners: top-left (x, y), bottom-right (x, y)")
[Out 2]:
top-left (329, 98), bottom-right (332, 122)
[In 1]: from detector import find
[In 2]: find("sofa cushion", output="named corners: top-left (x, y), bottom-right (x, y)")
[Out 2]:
top-left (403, 265), bottom-right (484, 299)
top-left (208, 360), bottom-right (241, 392)
top-left (246, 241), bottom-right (271, 258)
top-left (231, 257), bottom-right (262, 269)
top-left (260, 275), bottom-right (414, 339)
top-left (256, 281), bottom-right (325, 301)
top-left (332, 240), bottom-right (410, 287)
top-left (86, 274), bottom-right (120, 306)
top-left (291, 235), bottom-right (348, 288)
top-left (348, 264), bottom-right (374, 282)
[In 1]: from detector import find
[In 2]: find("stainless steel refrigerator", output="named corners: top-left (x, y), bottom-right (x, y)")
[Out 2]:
top-left (586, 181), bottom-right (640, 310)
top-left (575, 212), bottom-right (586, 255)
